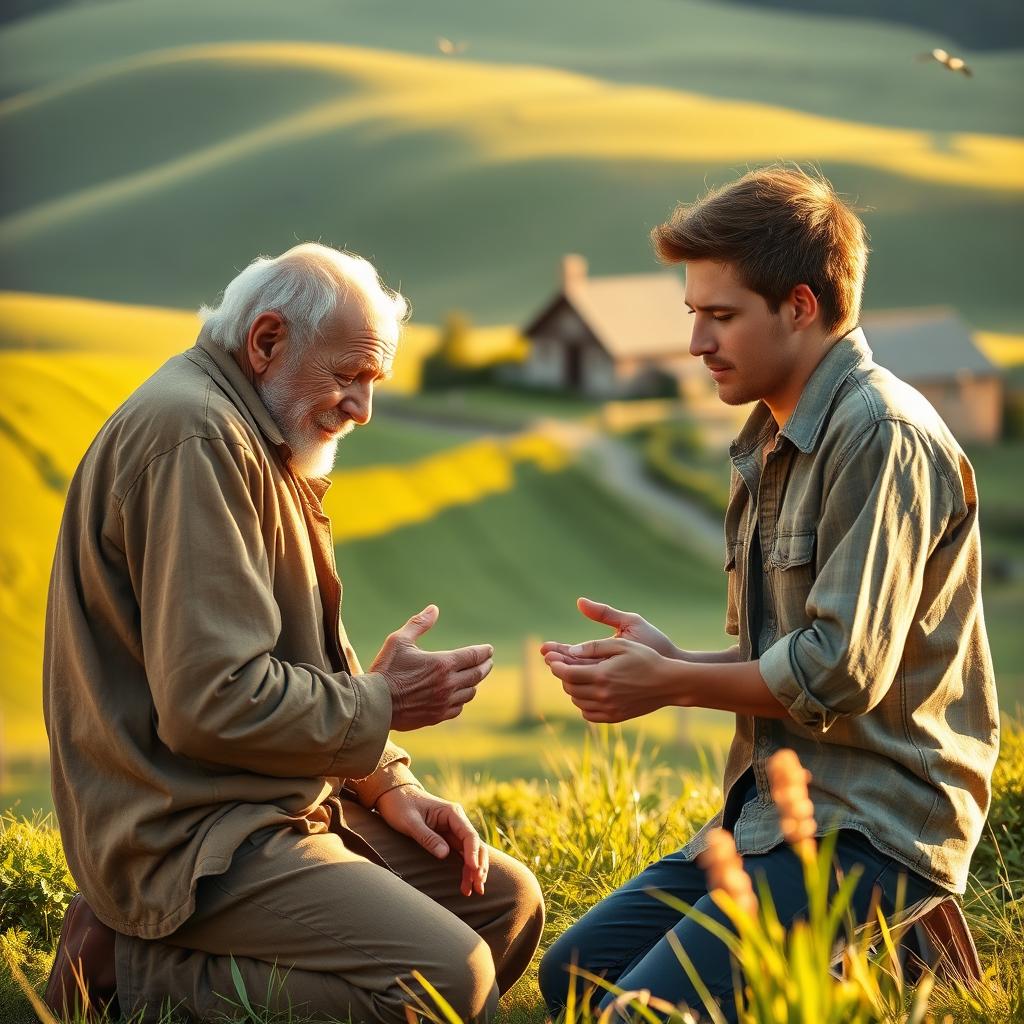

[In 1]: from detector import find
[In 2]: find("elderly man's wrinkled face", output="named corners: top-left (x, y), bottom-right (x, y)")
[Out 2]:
top-left (256, 301), bottom-right (397, 477)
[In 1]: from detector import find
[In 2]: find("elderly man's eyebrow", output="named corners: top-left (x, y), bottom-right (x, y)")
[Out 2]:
top-left (334, 355), bottom-right (391, 380)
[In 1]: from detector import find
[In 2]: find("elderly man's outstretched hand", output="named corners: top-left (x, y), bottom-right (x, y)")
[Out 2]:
top-left (371, 605), bottom-right (493, 731)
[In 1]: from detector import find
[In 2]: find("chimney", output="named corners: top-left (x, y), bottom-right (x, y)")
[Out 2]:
top-left (561, 253), bottom-right (588, 292)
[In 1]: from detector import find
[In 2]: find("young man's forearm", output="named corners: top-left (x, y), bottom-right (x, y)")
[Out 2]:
top-left (661, 656), bottom-right (790, 719)
top-left (672, 644), bottom-right (743, 664)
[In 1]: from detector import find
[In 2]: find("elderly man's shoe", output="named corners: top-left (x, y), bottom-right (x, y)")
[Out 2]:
top-left (43, 893), bottom-right (118, 1019)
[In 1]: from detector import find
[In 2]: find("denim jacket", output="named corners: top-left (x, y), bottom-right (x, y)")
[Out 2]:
top-left (681, 328), bottom-right (999, 894)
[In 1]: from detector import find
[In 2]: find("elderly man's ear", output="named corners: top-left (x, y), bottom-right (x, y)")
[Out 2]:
top-left (245, 311), bottom-right (290, 376)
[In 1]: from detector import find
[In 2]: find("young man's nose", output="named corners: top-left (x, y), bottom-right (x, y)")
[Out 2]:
top-left (689, 324), bottom-right (717, 358)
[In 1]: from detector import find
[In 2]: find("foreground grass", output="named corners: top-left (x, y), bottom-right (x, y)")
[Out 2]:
top-left (3, 720), bottom-right (1023, 1024)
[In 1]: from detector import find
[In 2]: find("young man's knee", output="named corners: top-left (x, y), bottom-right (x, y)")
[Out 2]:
top-left (538, 930), bottom-right (583, 1012)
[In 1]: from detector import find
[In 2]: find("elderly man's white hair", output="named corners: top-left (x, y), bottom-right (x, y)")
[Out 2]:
top-left (199, 243), bottom-right (409, 352)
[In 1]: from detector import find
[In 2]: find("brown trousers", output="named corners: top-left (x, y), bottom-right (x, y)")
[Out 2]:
top-left (114, 797), bottom-right (545, 1023)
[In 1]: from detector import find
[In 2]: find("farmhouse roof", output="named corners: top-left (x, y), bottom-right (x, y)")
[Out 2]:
top-left (863, 307), bottom-right (998, 381)
top-left (524, 256), bottom-right (692, 360)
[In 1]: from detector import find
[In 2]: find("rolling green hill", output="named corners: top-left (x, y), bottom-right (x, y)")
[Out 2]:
top-left (1, 292), bottom-right (1021, 792)
top-left (1, 0), bottom-right (1022, 785)
top-left (2, 0), bottom-right (1021, 132)
top-left (720, 0), bottom-right (1024, 50)
top-left (0, 34), bottom-right (1021, 330)
top-left (336, 461), bottom-right (727, 662)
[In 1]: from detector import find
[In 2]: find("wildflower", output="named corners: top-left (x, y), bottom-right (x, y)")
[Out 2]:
top-left (767, 749), bottom-right (817, 852)
top-left (699, 827), bottom-right (758, 916)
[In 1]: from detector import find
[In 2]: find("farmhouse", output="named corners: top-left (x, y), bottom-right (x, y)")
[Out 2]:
top-left (514, 256), bottom-right (1003, 442)
top-left (509, 255), bottom-right (707, 400)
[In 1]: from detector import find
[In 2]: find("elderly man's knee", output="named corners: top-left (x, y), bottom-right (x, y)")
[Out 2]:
top-left (409, 930), bottom-right (498, 1023)
top-left (489, 851), bottom-right (546, 939)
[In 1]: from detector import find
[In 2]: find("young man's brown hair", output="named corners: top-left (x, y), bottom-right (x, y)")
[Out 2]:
top-left (652, 165), bottom-right (869, 338)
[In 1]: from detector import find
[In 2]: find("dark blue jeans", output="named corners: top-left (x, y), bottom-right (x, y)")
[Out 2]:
top-left (538, 828), bottom-right (942, 1022)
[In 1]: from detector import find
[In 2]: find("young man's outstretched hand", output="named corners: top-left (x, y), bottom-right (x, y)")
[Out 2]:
top-left (540, 597), bottom-right (679, 723)
top-left (542, 597), bottom-right (783, 723)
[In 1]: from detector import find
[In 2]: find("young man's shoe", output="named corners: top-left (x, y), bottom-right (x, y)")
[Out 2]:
top-left (43, 893), bottom-right (119, 1020)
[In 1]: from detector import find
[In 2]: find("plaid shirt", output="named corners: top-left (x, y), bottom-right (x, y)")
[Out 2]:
top-left (681, 328), bottom-right (999, 893)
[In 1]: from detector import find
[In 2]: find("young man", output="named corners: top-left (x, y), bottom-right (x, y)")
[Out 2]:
top-left (538, 167), bottom-right (999, 1019)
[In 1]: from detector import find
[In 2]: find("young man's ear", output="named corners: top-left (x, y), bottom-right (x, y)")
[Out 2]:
top-left (246, 311), bottom-right (288, 375)
top-left (789, 284), bottom-right (819, 330)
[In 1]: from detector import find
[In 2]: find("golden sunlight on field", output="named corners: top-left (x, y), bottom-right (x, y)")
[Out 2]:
top-left (0, 292), bottom-right (442, 393)
top-left (976, 331), bottom-right (1024, 368)
top-left (326, 433), bottom-right (568, 542)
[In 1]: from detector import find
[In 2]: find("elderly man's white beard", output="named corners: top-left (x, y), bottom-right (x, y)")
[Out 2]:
top-left (256, 375), bottom-right (353, 478)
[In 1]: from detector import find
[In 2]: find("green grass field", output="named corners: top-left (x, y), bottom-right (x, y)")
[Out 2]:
top-left (4, 722), bottom-right (1023, 1024)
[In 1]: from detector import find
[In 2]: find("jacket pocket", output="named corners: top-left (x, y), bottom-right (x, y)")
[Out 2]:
top-left (768, 530), bottom-right (815, 571)
top-left (766, 530), bottom-right (816, 633)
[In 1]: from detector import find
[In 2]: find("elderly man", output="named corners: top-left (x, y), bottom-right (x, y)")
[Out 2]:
top-left (42, 244), bottom-right (544, 1023)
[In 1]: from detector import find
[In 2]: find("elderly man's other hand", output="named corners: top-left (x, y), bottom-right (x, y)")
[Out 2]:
top-left (375, 786), bottom-right (488, 896)
top-left (371, 605), bottom-right (493, 731)
top-left (539, 597), bottom-right (680, 666)
top-left (543, 637), bottom-right (675, 724)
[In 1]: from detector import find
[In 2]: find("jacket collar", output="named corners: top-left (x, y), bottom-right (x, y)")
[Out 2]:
top-left (731, 327), bottom-right (872, 458)
top-left (186, 333), bottom-right (291, 460)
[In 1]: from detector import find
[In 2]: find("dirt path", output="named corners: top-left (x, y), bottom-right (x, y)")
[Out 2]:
top-left (373, 402), bottom-right (727, 563)
top-left (531, 417), bottom-right (726, 563)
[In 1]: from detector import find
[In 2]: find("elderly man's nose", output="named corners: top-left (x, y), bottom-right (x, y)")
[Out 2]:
top-left (346, 384), bottom-right (373, 425)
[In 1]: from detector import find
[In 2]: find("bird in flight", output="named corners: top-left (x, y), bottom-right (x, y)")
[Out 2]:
top-left (917, 47), bottom-right (973, 77)
top-left (437, 37), bottom-right (469, 56)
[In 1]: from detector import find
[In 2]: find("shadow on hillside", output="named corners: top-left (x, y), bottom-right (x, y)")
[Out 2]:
top-left (717, 0), bottom-right (1024, 49)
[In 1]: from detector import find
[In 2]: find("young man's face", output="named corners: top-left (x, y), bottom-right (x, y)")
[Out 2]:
top-left (684, 260), bottom-right (805, 410)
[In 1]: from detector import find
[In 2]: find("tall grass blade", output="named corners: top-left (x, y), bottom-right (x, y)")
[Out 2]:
top-left (665, 930), bottom-right (729, 1024)
top-left (228, 954), bottom-right (257, 1022)
top-left (410, 969), bottom-right (464, 1024)
top-left (0, 941), bottom-right (60, 1024)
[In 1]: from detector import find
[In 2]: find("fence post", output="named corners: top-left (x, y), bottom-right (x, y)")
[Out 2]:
top-left (519, 635), bottom-right (543, 725)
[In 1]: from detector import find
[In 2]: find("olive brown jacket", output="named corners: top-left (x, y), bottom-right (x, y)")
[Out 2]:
top-left (44, 334), bottom-right (418, 939)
